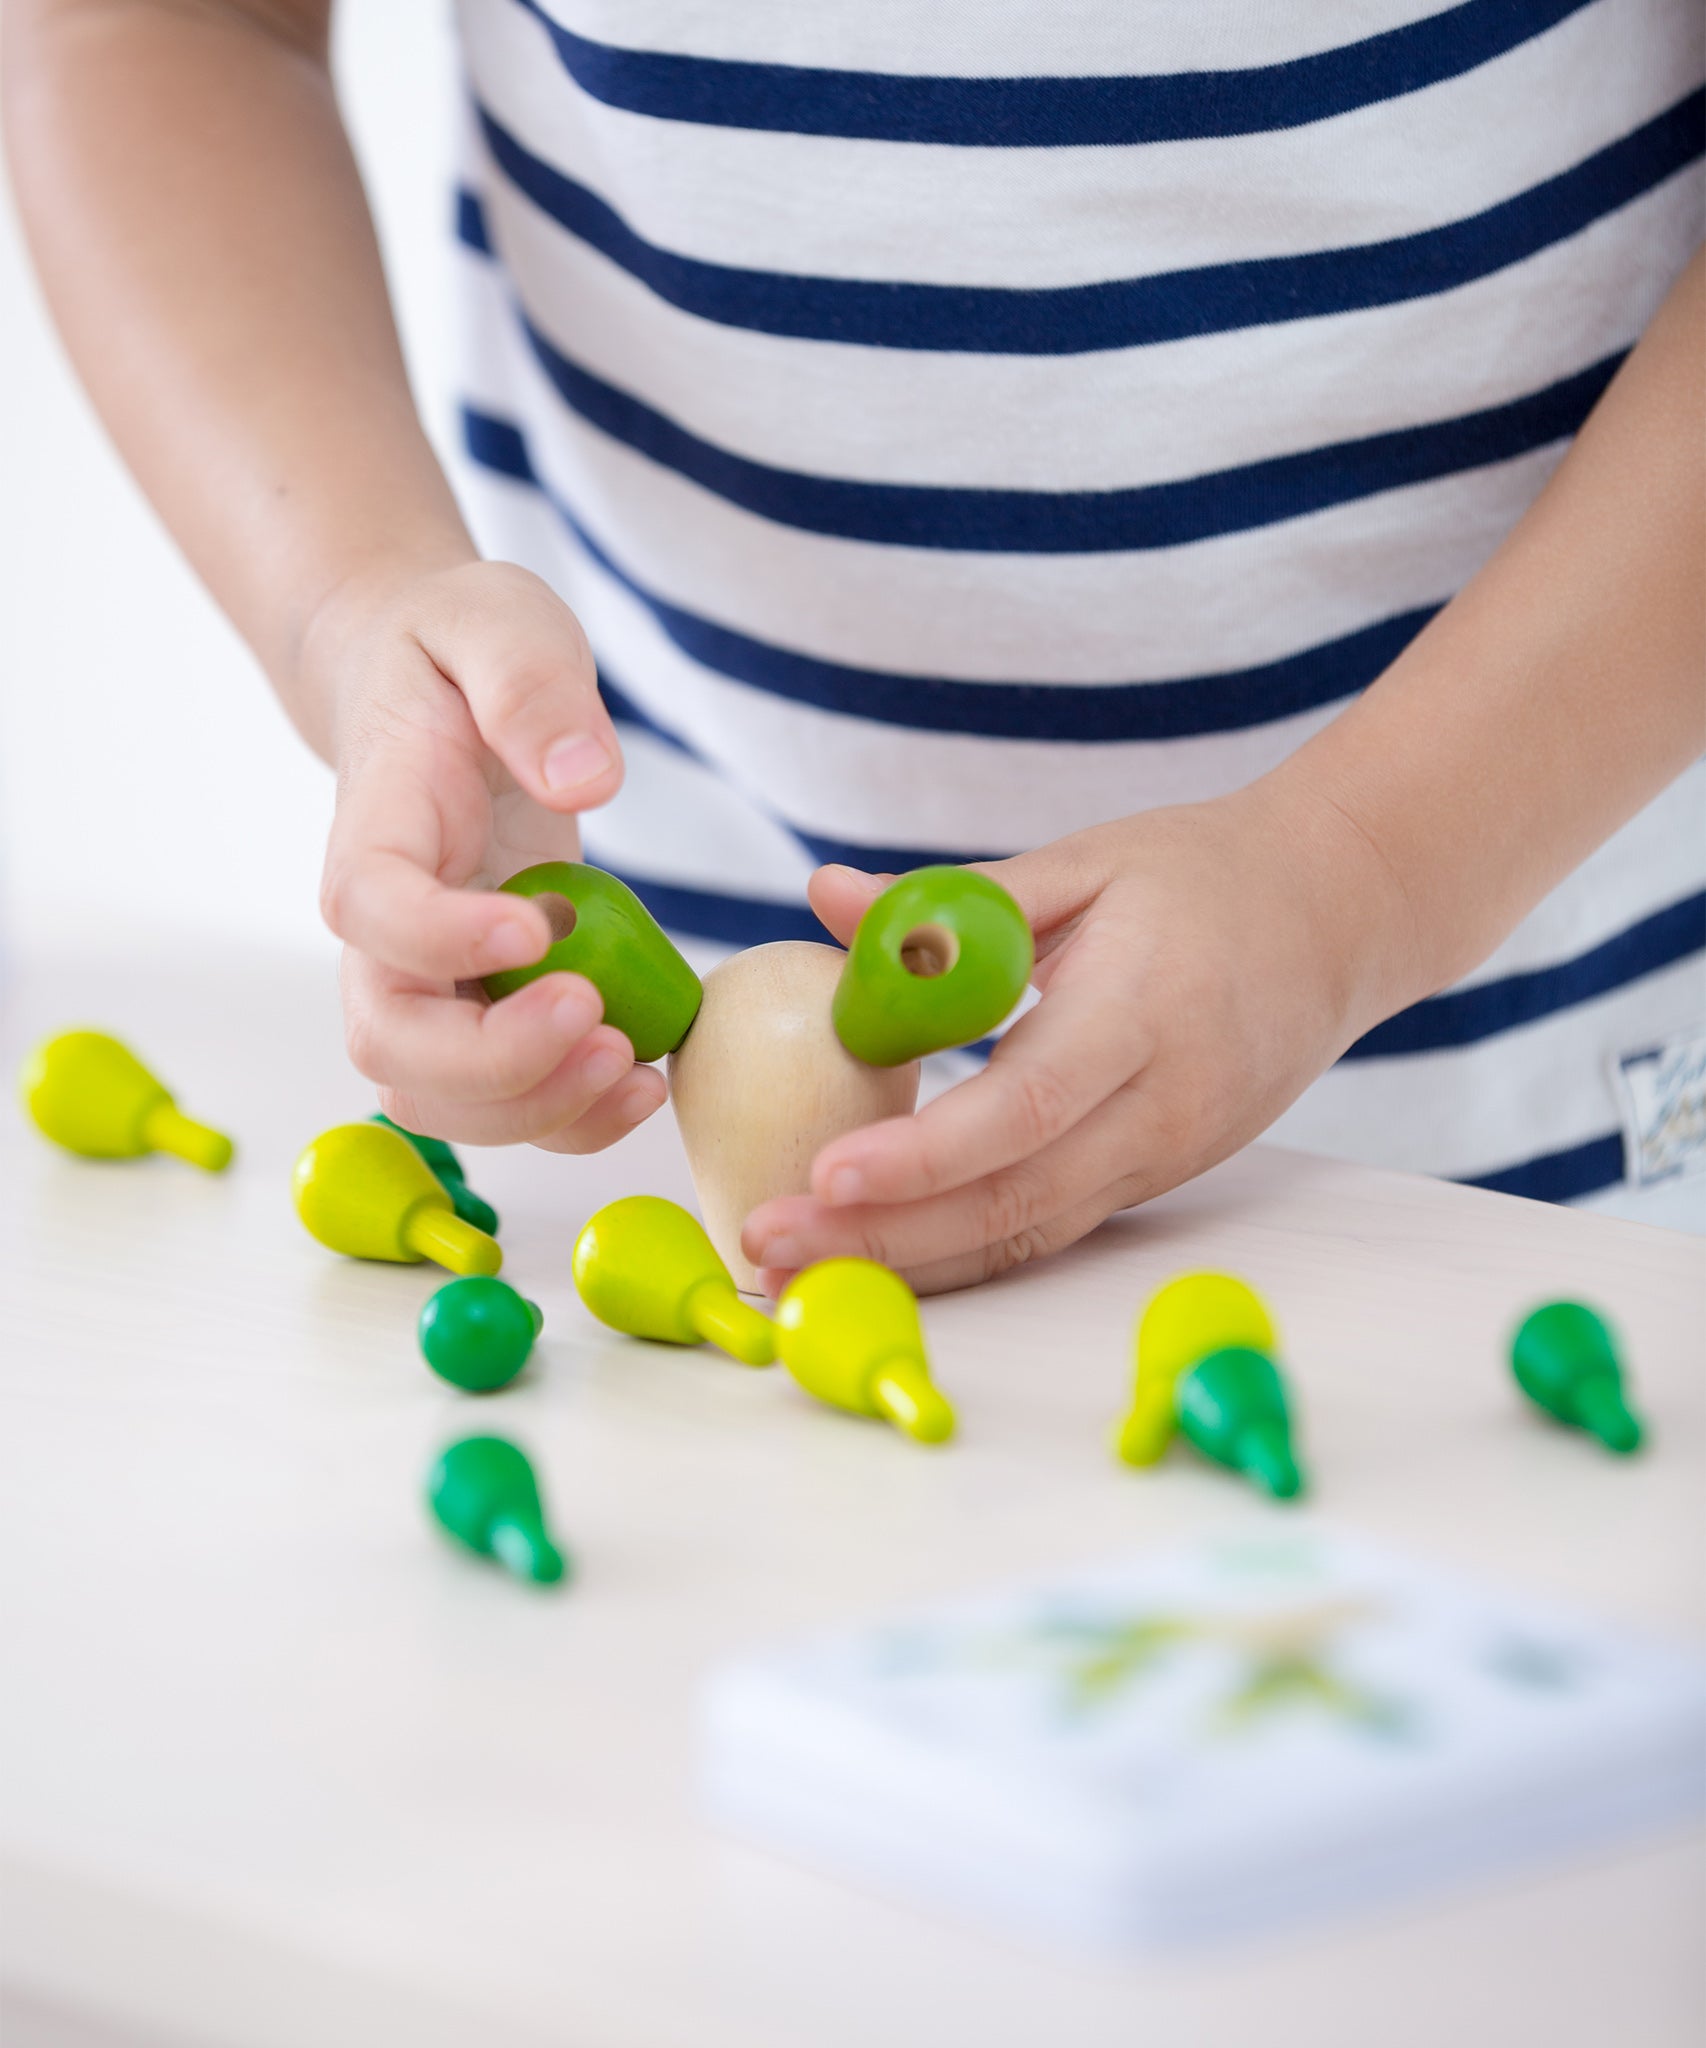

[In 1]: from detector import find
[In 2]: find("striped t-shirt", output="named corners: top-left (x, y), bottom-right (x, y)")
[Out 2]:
top-left (449, 0), bottom-right (1706, 1209)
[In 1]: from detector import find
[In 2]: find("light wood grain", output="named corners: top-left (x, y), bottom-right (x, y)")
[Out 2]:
top-left (1, 944), bottom-right (1702, 2048)
top-left (668, 941), bottom-right (918, 1289)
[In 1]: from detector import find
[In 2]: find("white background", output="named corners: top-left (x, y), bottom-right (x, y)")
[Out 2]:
top-left (0, 0), bottom-right (460, 960)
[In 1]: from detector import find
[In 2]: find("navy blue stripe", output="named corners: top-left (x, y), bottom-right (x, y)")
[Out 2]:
top-left (511, 0), bottom-right (1598, 147)
top-left (582, 858), bottom-right (825, 947)
top-left (1460, 1130), bottom-right (1625, 1201)
top-left (1345, 893), bottom-right (1706, 1058)
top-left (516, 305), bottom-right (1618, 552)
top-left (596, 670), bottom-right (1003, 871)
top-left (456, 186), bottom-right (493, 255)
top-left (596, 660), bottom-right (1700, 1069)
top-left (474, 92), bottom-right (1703, 354)
top-left (464, 403), bottom-right (1436, 737)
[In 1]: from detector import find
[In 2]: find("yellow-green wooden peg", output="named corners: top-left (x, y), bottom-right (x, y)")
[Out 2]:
top-left (292, 1122), bottom-right (502, 1276)
top-left (1112, 1271), bottom-right (1278, 1466)
top-left (572, 1195), bottom-right (774, 1364)
top-left (774, 1259), bottom-right (956, 1444)
top-left (21, 1029), bottom-right (234, 1171)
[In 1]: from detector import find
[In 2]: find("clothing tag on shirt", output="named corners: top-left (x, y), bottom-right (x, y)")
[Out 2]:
top-left (1612, 1025), bottom-right (1706, 1188)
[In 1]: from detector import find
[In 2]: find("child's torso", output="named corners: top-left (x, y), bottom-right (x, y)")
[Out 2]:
top-left (451, 0), bottom-right (1706, 1203)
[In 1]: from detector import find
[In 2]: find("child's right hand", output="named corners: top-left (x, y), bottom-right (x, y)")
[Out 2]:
top-left (306, 559), bottom-right (667, 1153)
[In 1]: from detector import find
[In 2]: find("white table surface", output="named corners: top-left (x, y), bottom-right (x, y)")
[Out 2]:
top-left (2, 946), bottom-right (1703, 2048)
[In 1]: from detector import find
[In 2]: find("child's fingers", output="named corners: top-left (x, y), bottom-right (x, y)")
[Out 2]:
top-left (322, 754), bottom-right (549, 982)
top-left (532, 1064), bottom-right (669, 1154)
top-left (340, 956), bottom-right (603, 1103)
top-left (805, 864), bottom-right (892, 945)
top-left (871, 1183), bottom-right (1141, 1298)
top-left (377, 1023), bottom-right (637, 1147)
top-left (805, 965), bottom-right (1142, 1210)
top-left (747, 1090), bottom-right (1149, 1278)
top-left (324, 845), bottom-right (548, 982)
top-left (418, 566), bottom-right (624, 813)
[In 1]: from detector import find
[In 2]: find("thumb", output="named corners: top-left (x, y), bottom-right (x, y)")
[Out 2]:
top-left (417, 564), bottom-right (624, 812)
top-left (810, 845), bottom-right (1097, 954)
top-left (969, 843), bottom-right (1101, 950)
top-left (806, 864), bottom-right (893, 946)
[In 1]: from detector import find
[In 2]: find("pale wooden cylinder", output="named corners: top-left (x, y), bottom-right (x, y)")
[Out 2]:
top-left (668, 942), bottom-right (920, 1292)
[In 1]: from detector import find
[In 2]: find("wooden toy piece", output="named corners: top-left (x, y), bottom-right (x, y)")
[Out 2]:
top-left (427, 1436), bottom-right (568, 1586)
top-left (292, 1122), bottom-right (502, 1276)
top-left (1174, 1347), bottom-right (1305, 1500)
top-left (1112, 1272), bottom-right (1278, 1467)
top-left (832, 866), bottom-right (1033, 1066)
top-left (373, 1114), bottom-right (500, 1236)
top-left (668, 942), bottom-right (920, 1292)
top-left (573, 1195), bottom-right (775, 1365)
top-left (419, 1277), bottom-right (542, 1392)
top-left (481, 860), bottom-right (702, 1062)
top-left (774, 1259), bottom-right (956, 1444)
top-left (1511, 1301), bottom-right (1644, 1454)
top-left (21, 1029), bottom-right (234, 1171)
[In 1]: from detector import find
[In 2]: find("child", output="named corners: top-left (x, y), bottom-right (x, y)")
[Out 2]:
top-left (6, 0), bottom-right (1702, 1291)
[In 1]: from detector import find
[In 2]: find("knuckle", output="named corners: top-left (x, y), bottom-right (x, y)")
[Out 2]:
top-left (1001, 1061), bottom-right (1075, 1151)
top-left (319, 863), bottom-right (355, 937)
top-left (980, 1166), bottom-right (1042, 1247)
top-left (477, 657), bottom-right (556, 733)
top-left (342, 1006), bottom-right (384, 1082)
top-left (980, 1228), bottom-right (1046, 1283)
top-left (376, 1086), bottom-right (431, 1134)
top-left (983, 1214), bottom-right (1073, 1283)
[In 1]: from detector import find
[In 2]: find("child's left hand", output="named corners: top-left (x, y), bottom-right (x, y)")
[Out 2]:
top-left (740, 784), bottom-right (1418, 1295)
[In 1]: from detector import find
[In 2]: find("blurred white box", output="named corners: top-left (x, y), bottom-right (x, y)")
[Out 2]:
top-left (702, 1525), bottom-right (1706, 1950)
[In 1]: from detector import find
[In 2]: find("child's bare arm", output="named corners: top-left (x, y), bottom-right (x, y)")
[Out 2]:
top-left (4, 0), bottom-right (661, 1150)
top-left (751, 251), bottom-right (1705, 1290)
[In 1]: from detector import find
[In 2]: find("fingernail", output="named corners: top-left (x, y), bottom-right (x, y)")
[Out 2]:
top-left (542, 734), bottom-right (612, 793)
top-left (824, 1166), bottom-right (865, 1205)
top-left (581, 1044), bottom-right (629, 1093)
top-left (482, 915), bottom-right (545, 971)
top-left (818, 864), bottom-right (883, 893)
top-left (756, 1234), bottom-right (805, 1269)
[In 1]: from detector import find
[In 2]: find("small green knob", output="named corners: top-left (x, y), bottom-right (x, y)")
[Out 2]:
top-left (481, 861), bottom-right (702, 1063)
top-left (831, 868), bottom-right (1033, 1067)
top-left (419, 1277), bottom-right (542, 1392)
top-left (1174, 1346), bottom-right (1305, 1500)
top-left (1512, 1301), bottom-right (1644, 1454)
top-left (427, 1436), bottom-right (568, 1586)
top-left (373, 1114), bottom-right (500, 1236)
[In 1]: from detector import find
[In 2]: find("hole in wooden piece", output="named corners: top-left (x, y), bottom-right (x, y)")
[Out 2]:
top-left (899, 923), bottom-right (958, 978)
top-left (536, 893), bottom-right (578, 942)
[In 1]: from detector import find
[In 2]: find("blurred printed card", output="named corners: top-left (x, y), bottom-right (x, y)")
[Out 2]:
top-left (701, 1527), bottom-right (1706, 1949)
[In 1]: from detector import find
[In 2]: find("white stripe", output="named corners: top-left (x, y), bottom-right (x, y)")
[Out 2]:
top-left (465, 0), bottom-right (1699, 288)
top-left (1272, 955), bottom-right (1706, 1179)
top-left (575, 724), bottom-right (816, 898)
top-left (522, 0), bottom-right (1477, 74)
top-left (461, 451), bottom-right (1706, 1194)
top-left (452, 462), bottom-right (1346, 844)
top-left (460, 262), bottom-right (1566, 684)
top-left (474, 158), bottom-right (1700, 491)
top-left (470, 453), bottom-right (1706, 952)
